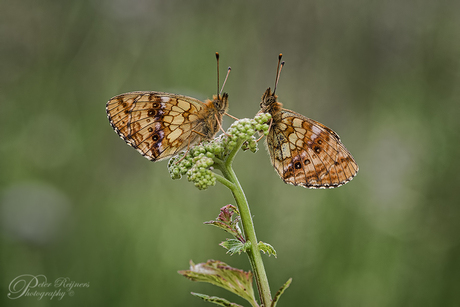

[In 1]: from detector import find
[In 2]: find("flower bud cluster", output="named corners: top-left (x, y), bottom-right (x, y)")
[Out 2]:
top-left (168, 146), bottom-right (217, 190)
top-left (168, 113), bottom-right (272, 190)
top-left (226, 112), bottom-right (271, 154)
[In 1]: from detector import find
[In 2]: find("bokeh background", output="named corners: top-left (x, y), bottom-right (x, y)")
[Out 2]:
top-left (1, 0), bottom-right (459, 306)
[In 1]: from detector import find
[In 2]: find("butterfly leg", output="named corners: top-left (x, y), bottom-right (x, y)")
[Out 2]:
top-left (215, 114), bottom-right (231, 137)
top-left (224, 112), bottom-right (239, 120)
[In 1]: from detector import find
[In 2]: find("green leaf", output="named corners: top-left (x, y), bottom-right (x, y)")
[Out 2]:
top-left (220, 239), bottom-right (248, 255)
top-left (179, 260), bottom-right (257, 306)
top-left (258, 241), bottom-right (277, 258)
top-left (191, 292), bottom-right (245, 307)
top-left (271, 278), bottom-right (292, 307)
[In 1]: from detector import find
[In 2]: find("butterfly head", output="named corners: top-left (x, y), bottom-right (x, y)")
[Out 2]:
top-left (211, 92), bottom-right (229, 113)
top-left (260, 53), bottom-right (285, 113)
top-left (260, 87), bottom-right (282, 115)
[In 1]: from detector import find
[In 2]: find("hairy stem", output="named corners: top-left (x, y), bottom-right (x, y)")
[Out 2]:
top-left (214, 172), bottom-right (235, 190)
top-left (215, 142), bottom-right (272, 306)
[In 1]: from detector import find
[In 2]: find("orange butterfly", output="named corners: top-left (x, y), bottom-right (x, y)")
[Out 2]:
top-left (259, 55), bottom-right (358, 188)
top-left (106, 53), bottom-right (231, 162)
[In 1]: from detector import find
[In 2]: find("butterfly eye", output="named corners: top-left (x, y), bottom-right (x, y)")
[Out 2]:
top-left (294, 162), bottom-right (302, 169)
top-left (304, 159), bottom-right (310, 165)
top-left (314, 146), bottom-right (321, 153)
top-left (148, 109), bottom-right (157, 117)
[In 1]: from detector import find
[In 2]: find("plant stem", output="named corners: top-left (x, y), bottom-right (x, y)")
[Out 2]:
top-left (215, 143), bottom-right (272, 307)
top-left (214, 173), bottom-right (235, 190)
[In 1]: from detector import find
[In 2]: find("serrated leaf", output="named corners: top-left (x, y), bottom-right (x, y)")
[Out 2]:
top-left (220, 239), bottom-right (246, 255)
top-left (258, 241), bottom-right (277, 258)
top-left (179, 260), bottom-right (257, 306)
top-left (191, 292), bottom-right (245, 307)
top-left (203, 221), bottom-right (238, 236)
top-left (205, 220), bottom-right (241, 238)
top-left (271, 278), bottom-right (292, 307)
top-left (204, 205), bottom-right (245, 242)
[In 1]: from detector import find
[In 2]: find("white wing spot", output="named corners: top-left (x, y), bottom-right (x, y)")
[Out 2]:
top-left (172, 115), bottom-right (185, 125)
top-left (167, 128), bottom-right (183, 142)
top-left (312, 125), bottom-right (321, 136)
top-left (278, 123), bottom-right (287, 130)
top-left (288, 132), bottom-right (297, 144)
top-left (292, 118), bottom-right (303, 127)
top-left (281, 142), bottom-right (291, 157)
top-left (177, 99), bottom-right (190, 111)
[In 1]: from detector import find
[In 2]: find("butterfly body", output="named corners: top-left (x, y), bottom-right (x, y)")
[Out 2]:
top-left (106, 91), bottom-right (228, 161)
top-left (260, 88), bottom-right (358, 189)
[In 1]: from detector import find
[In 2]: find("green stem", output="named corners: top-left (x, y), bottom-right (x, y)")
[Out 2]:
top-left (214, 173), bottom-right (235, 190)
top-left (215, 142), bottom-right (272, 307)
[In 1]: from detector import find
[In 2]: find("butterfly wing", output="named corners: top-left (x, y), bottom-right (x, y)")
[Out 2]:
top-left (266, 109), bottom-right (359, 188)
top-left (106, 91), bottom-right (211, 161)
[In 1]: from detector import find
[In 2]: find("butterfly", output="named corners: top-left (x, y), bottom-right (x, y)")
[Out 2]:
top-left (106, 53), bottom-right (231, 162)
top-left (259, 54), bottom-right (359, 188)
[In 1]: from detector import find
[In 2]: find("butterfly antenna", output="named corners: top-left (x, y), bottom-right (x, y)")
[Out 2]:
top-left (216, 52), bottom-right (220, 98)
top-left (220, 67), bottom-right (231, 96)
top-left (273, 53), bottom-right (285, 95)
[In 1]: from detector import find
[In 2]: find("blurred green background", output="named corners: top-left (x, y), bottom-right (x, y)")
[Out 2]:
top-left (1, 0), bottom-right (459, 306)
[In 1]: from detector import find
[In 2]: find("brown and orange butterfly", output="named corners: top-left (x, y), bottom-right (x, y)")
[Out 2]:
top-left (259, 54), bottom-right (359, 188)
top-left (106, 53), bottom-right (231, 162)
